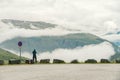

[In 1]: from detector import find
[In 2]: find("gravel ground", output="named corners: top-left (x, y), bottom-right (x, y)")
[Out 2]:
top-left (0, 64), bottom-right (120, 80)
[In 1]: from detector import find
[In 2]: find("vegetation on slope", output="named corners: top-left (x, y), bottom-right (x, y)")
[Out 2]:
top-left (0, 48), bottom-right (27, 60)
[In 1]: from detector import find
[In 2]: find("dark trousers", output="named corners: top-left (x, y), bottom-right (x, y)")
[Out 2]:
top-left (33, 55), bottom-right (37, 63)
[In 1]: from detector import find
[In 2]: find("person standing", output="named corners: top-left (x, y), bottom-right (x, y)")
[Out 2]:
top-left (32, 49), bottom-right (37, 63)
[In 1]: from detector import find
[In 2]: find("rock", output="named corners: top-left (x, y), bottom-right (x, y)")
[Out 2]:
top-left (70, 60), bottom-right (79, 63)
top-left (53, 59), bottom-right (65, 63)
top-left (25, 60), bottom-right (34, 64)
top-left (9, 59), bottom-right (21, 64)
top-left (115, 60), bottom-right (120, 63)
top-left (100, 59), bottom-right (110, 63)
top-left (40, 59), bottom-right (50, 64)
top-left (85, 59), bottom-right (97, 63)
top-left (30, 60), bottom-right (34, 64)
top-left (25, 60), bottom-right (30, 64)
top-left (0, 60), bottom-right (4, 65)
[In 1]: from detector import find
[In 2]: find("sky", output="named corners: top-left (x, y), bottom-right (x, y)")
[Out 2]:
top-left (0, 0), bottom-right (119, 61)
top-left (0, 0), bottom-right (119, 28)
top-left (0, 0), bottom-right (120, 41)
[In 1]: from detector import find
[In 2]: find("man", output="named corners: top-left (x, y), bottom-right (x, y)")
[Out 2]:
top-left (32, 49), bottom-right (37, 63)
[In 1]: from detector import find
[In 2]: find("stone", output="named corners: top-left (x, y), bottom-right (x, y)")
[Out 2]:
top-left (53, 59), bottom-right (65, 63)
top-left (0, 60), bottom-right (4, 65)
top-left (40, 59), bottom-right (50, 64)
top-left (116, 60), bottom-right (120, 63)
top-left (100, 59), bottom-right (110, 63)
top-left (9, 59), bottom-right (21, 64)
top-left (85, 59), bottom-right (97, 63)
top-left (70, 60), bottom-right (79, 63)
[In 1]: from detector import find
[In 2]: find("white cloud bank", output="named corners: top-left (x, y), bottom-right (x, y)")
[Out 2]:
top-left (19, 42), bottom-right (115, 63)
top-left (0, 0), bottom-right (120, 41)
top-left (102, 34), bottom-right (120, 42)
top-left (0, 22), bottom-right (80, 43)
top-left (0, 0), bottom-right (118, 62)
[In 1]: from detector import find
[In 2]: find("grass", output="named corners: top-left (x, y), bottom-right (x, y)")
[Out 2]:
top-left (0, 48), bottom-right (28, 60)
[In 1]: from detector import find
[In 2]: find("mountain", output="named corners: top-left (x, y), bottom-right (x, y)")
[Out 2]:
top-left (0, 48), bottom-right (27, 60)
top-left (104, 32), bottom-right (120, 47)
top-left (0, 33), bottom-right (105, 52)
top-left (1, 19), bottom-right (120, 61)
top-left (113, 41), bottom-right (120, 47)
top-left (0, 33), bottom-right (119, 60)
top-left (1, 19), bottom-right (57, 29)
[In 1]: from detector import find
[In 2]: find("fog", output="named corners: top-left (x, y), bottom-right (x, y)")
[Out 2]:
top-left (0, 22), bottom-right (79, 43)
top-left (0, 0), bottom-right (119, 61)
top-left (0, 22), bottom-right (116, 62)
top-left (16, 42), bottom-right (115, 62)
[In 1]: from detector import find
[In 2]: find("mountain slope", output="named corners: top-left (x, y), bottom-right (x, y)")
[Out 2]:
top-left (0, 19), bottom-right (120, 61)
top-left (0, 33), bottom-right (120, 61)
top-left (1, 19), bottom-right (57, 29)
top-left (0, 33), bottom-right (106, 53)
top-left (0, 48), bottom-right (27, 60)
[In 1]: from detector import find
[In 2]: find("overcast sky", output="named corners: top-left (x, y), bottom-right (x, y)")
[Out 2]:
top-left (0, 0), bottom-right (119, 25)
top-left (0, 0), bottom-right (118, 61)
top-left (0, 0), bottom-right (120, 41)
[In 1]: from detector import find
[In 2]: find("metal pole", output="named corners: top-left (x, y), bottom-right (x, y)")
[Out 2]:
top-left (18, 41), bottom-right (22, 63)
top-left (20, 47), bottom-right (21, 62)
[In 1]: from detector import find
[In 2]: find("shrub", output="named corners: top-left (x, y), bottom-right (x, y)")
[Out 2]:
top-left (25, 59), bottom-right (34, 64)
top-left (100, 59), bottom-right (110, 63)
top-left (115, 60), bottom-right (120, 63)
top-left (40, 59), bottom-right (50, 64)
top-left (25, 60), bottom-right (30, 64)
top-left (53, 59), bottom-right (65, 63)
top-left (70, 59), bottom-right (79, 63)
top-left (0, 60), bottom-right (4, 65)
top-left (85, 59), bottom-right (97, 63)
top-left (9, 59), bottom-right (21, 64)
top-left (30, 60), bottom-right (34, 64)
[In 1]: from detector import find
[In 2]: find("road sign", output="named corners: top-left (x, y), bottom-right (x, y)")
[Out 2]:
top-left (18, 41), bottom-right (22, 62)
top-left (18, 41), bottom-right (22, 47)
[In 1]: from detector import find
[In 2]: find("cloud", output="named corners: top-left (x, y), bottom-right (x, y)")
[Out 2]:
top-left (0, 0), bottom-right (120, 41)
top-left (0, 22), bottom-right (80, 43)
top-left (102, 34), bottom-right (120, 42)
top-left (0, 0), bottom-right (118, 63)
top-left (15, 42), bottom-right (114, 63)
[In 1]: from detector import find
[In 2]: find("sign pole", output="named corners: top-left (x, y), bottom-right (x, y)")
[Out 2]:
top-left (20, 47), bottom-right (21, 61)
top-left (18, 41), bottom-right (22, 62)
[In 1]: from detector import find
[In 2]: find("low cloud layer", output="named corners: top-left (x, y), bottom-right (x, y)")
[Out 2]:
top-left (15, 42), bottom-right (115, 63)
top-left (102, 34), bottom-right (120, 42)
top-left (0, 22), bottom-right (79, 43)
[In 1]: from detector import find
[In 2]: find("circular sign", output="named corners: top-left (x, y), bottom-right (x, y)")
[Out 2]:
top-left (18, 41), bottom-right (22, 47)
